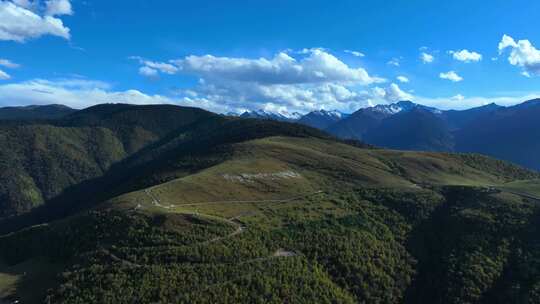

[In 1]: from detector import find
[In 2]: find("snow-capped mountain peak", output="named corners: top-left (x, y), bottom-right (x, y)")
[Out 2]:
top-left (240, 109), bottom-right (294, 121)
top-left (310, 109), bottom-right (347, 119)
top-left (369, 101), bottom-right (441, 115)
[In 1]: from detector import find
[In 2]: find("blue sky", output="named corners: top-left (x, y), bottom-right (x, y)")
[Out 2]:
top-left (1, 0), bottom-right (540, 114)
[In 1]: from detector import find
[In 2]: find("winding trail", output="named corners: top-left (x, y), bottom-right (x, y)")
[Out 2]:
top-left (174, 191), bottom-right (324, 207)
top-left (141, 188), bottom-right (324, 245)
top-left (143, 188), bottom-right (249, 245)
top-left (134, 187), bottom-right (308, 272)
top-left (502, 190), bottom-right (540, 202)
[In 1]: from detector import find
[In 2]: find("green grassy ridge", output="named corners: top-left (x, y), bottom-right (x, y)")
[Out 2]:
top-left (0, 118), bottom-right (333, 234)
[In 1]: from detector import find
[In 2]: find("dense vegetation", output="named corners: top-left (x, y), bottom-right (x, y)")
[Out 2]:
top-left (0, 104), bottom-right (539, 303)
top-left (0, 104), bottom-right (221, 217)
top-left (2, 186), bottom-right (539, 303)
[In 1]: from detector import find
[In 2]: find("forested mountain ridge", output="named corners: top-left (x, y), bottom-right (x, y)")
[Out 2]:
top-left (0, 103), bottom-right (539, 304)
top-left (0, 104), bottom-right (220, 218)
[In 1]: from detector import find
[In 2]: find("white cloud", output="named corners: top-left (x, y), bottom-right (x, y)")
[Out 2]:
top-left (0, 69), bottom-right (10, 80)
top-left (139, 66), bottom-right (158, 78)
top-left (2, 77), bottom-right (540, 116)
top-left (439, 71), bottom-right (463, 82)
top-left (132, 50), bottom-right (390, 113)
top-left (0, 78), bottom-right (179, 109)
top-left (373, 83), bottom-right (413, 102)
top-left (420, 52), bottom-right (434, 63)
top-left (11, 0), bottom-right (33, 8)
top-left (131, 56), bottom-right (180, 78)
top-left (0, 58), bottom-right (19, 68)
top-left (396, 75), bottom-right (409, 83)
top-left (417, 93), bottom-right (540, 110)
top-left (177, 80), bottom-right (377, 114)
top-left (387, 57), bottom-right (400, 67)
top-left (0, 0), bottom-right (71, 42)
top-left (169, 49), bottom-right (385, 85)
top-left (451, 94), bottom-right (464, 101)
top-left (344, 50), bottom-right (365, 57)
top-left (45, 0), bottom-right (72, 16)
top-left (498, 35), bottom-right (518, 52)
top-left (498, 34), bottom-right (540, 76)
top-left (449, 49), bottom-right (482, 62)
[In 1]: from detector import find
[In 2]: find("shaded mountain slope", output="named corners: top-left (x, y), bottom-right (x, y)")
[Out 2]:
top-left (455, 99), bottom-right (540, 171)
top-left (297, 110), bottom-right (346, 129)
top-left (365, 108), bottom-right (454, 151)
top-left (0, 104), bottom-right (220, 217)
top-left (325, 101), bottom-right (439, 140)
top-left (442, 103), bottom-right (502, 131)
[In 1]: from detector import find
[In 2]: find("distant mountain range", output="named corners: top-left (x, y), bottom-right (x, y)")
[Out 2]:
top-left (231, 99), bottom-right (540, 171)
top-left (237, 109), bottom-right (303, 122)
top-left (1, 99), bottom-right (539, 171)
top-left (297, 109), bottom-right (349, 129)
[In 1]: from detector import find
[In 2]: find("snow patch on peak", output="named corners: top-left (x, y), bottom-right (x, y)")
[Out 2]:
top-left (311, 109), bottom-right (346, 118)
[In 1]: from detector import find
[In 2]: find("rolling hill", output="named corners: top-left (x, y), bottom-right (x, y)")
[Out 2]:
top-left (0, 104), bottom-right (539, 304)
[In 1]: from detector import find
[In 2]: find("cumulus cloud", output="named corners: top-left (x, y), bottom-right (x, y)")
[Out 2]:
top-left (0, 0), bottom-right (71, 42)
top-left (132, 49), bottom-right (391, 113)
top-left (498, 34), bottom-right (540, 76)
top-left (344, 50), bottom-right (365, 57)
top-left (449, 49), bottom-right (482, 62)
top-left (138, 66), bottom-right (159, 78)
top-left (45, 0), bottom-right (72, 16)
top-left (131, 56), bottom-right (179, 75)
top-left (439, 71), bottom-right (463, 82)
top-left (177, 80), bottom-right (378, 114)
top-left (373, 83), bottom-right (413, 102)
top-left (396, 75), bottom-right (409, 83)
top-left (168, 49), bottom-right (385, 85)
top-left (0, 58), bottom-right (19, 68)
top-left (420, 52), bottom-right (434, 63)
